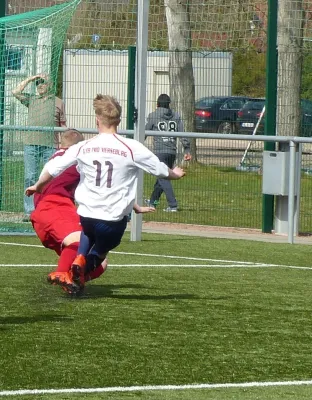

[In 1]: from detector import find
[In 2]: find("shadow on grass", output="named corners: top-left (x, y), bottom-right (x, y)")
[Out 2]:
top-left (0, 314), bottom-right (73, 328)
top-left (76, 284), bottom-right (198, 301)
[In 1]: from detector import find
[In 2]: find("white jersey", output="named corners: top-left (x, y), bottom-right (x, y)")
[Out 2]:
top-left (46, 133), bottom-right (169, 220)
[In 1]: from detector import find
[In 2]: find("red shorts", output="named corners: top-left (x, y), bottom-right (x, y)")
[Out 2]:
top-left (31, 195), bottom-right (81, 255)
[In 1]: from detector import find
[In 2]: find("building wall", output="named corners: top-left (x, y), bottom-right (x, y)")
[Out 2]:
top-left (63, 49), bottom-right (232, 131)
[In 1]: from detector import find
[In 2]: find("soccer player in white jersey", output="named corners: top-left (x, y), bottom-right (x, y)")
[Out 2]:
top-left (26, 94), bottom-right (185, 293)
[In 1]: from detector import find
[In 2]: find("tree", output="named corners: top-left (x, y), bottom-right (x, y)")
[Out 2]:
top-left (277, 0), bottom-right (304, 137)
top-left (164, 0), bottom-right (196, 162)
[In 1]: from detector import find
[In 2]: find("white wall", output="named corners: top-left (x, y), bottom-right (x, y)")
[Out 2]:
top-left (63, 49), bottom-right (232, 131)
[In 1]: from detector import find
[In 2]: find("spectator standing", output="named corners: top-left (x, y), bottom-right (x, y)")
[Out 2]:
top-left (145, 94), bottom-right (191, 212)
top-left (12, 73), bottom-right (67, 222)
top-left (25, 94), bottom-right (185, 293)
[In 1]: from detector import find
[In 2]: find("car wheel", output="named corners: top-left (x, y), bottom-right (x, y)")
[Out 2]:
top-left (217, 121), bottom-right (233, 134)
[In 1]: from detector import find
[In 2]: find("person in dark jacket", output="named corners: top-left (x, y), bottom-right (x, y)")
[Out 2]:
top-left (145, 94), bottom-right (191, 212)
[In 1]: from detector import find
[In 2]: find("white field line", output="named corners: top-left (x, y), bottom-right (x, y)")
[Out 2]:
top-left (0, 241), bottom-right (311, 270)
top-left (0, 264), bottom-right (311, 271)
top-left (0, 241), bottom-right (283, 266)
top-left (1, 380), bottom-right (312, 397)
top-left (0, 264), bottom-right (274, 268)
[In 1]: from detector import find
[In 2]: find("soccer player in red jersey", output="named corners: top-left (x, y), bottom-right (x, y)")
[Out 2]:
top-left (29, 129), bottom-right (103, 293)
top-left (26, 95), bottom-right (185, 294)
top-left (30, 128), bottom-right (156, 294)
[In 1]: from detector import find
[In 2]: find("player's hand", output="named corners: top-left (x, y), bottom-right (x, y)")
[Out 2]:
top-left (25, 186), bottom-right (37, 197)
top-left (172, 166), bottom-right (185, 178)
top-left (134, 206), bottom-right (156, 214)
top-left (184, 153), bottom-right (192, 161)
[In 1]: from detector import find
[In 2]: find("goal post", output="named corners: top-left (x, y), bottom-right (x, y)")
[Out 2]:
top-left (0, 0), bottom-right (80, 232)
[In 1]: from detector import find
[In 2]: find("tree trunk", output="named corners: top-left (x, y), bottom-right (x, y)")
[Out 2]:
top-left (164, 0), bottom-right (196, 163)
top-left (277, 0), bottom-right (304, 138)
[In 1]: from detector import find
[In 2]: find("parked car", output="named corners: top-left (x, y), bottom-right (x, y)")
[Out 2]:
top-left (194, 96), bottom-right (253, 134)
top-left (236, 98), bottom-right (312, 136)
top-left (236, 98), bottom-right (265, 135)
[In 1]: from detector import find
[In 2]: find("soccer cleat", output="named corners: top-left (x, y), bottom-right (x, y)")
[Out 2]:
top-left (71, 254), bottom-right (87, 288)
top-left (163, 207), bottom-right (178, 212)
top-left (61, 284), bottom-right (84, 296)
top-left (47, 271), bottom-right (64, 285)
top-left (47, 271), bottom-right (80, 294)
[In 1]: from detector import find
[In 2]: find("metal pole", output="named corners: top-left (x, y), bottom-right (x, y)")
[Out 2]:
top-left (262, 0), bottom-right (278, 233)
top-left (239, 105), bottom-right (265, 166)
top-left (126, 46), bottom-right (136, 133)
top-left (0, 0), bottom-right (7, 210)
top-left (288, 141), bottom-right (297, 244)
top-left (130, 0), bottom-right (149, 242)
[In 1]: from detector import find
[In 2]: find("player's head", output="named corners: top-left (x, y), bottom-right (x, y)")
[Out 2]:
top-left (93, 94), bottom-right (121, 129)
top-left (60, 129), bottom-right (84, 148)
top-left (157, 94), bottom-right (171, 109)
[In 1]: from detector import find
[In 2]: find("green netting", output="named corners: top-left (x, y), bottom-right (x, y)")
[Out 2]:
top-left (0, 0), bottom-right (80, 232)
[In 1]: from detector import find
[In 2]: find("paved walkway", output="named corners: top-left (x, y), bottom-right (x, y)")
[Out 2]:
top-left (132, 221), bottom-right (312, 245)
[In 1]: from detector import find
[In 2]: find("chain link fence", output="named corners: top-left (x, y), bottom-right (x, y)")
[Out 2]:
top-left (3, 0), bottom-right (312, 235)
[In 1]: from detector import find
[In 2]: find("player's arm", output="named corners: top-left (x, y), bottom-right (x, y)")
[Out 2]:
top-left (132, 141), bottom-right (185, 179)
top-left (25, 143), bottom-right (80, 196)
top-left (133, 203), bottom-right (156, 214)
top-left (25, 169), bottom-right (53, 196)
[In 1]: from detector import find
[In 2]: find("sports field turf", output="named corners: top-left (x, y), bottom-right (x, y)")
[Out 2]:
top-left (0, 233), bottom-right (312, 399)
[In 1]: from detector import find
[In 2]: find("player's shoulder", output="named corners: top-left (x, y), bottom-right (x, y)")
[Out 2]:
top-left (51, 148), bottom-right (67, 159)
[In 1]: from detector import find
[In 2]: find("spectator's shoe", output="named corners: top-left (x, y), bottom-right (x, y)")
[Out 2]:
top-left (47, 271), bottom-right (80, 294)
top-left (145, 199), bottom-right (159, 208)
top-left (163, 207), bottom-right (178, 212)
top-left (71, 254), bottom-right (87, 288)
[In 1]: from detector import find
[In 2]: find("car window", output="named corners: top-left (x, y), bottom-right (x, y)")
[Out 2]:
top-left (243, 101), bottom-right (265, 111)
top-left (222, 99), bottom-right (246, 110)
top-left (195, 98), bottom-right (222, 108)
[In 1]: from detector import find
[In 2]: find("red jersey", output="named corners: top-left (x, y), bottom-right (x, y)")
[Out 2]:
top-left (34, 148), bottom-right (80, 208)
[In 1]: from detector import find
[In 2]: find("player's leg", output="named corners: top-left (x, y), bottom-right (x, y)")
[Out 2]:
top-left (85, 256), bottom-right (108, 282)
top-left (71, 216), bottom-right (127, 288)
top-left (150, 178), bottom-right (163, 207)
top-left (158, 153), bottom-right (178, 209)
top-left (70, 230), bottom-right (93, 282)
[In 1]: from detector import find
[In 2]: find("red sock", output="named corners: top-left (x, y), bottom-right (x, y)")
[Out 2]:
top-left (56, 242), bottom-right (79, 272)
top-left (86, 265), bottom-right (105, 281)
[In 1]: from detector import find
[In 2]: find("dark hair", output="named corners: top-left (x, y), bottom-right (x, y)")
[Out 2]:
top-left (157, 94), bottom-right (171, 109)
top-left (35, 78), bottom-right (45, 86)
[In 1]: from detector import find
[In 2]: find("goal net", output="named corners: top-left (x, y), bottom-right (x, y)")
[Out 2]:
top-left (0, 0), bottom-right (80, 232)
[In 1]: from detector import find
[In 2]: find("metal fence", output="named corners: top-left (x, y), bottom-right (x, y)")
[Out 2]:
top-left (2, 0), bottom-right (312, 238)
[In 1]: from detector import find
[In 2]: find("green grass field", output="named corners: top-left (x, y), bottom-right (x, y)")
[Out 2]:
top-left (1, 233), bottom-right (312, 399)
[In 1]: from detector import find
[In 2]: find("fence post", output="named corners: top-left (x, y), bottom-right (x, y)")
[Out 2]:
top-left (0, 0), bottom-right (6, 210)
top-left (262, 0), bottom-right (278, 233)
top-left (130, 0), bottom-right (149, 242)
top-left (126, 45), bottom-right (136, 134)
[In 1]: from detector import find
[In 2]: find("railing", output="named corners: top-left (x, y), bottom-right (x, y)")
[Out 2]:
top-left (1, 125), bottom-right (311, 243)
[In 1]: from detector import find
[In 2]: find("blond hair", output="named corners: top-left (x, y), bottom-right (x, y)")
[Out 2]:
top-left (93, 94), bottom-right (122, 127)
top-left (60, 129), bottom-right (84, 148)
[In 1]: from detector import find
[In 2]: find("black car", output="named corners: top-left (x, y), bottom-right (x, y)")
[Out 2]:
top-left (236, 98), bottom-right (265, 135)
top-left (236, 98), bottom-right (312, 136)
top-left (194, 96), bottom-right (252, 134)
